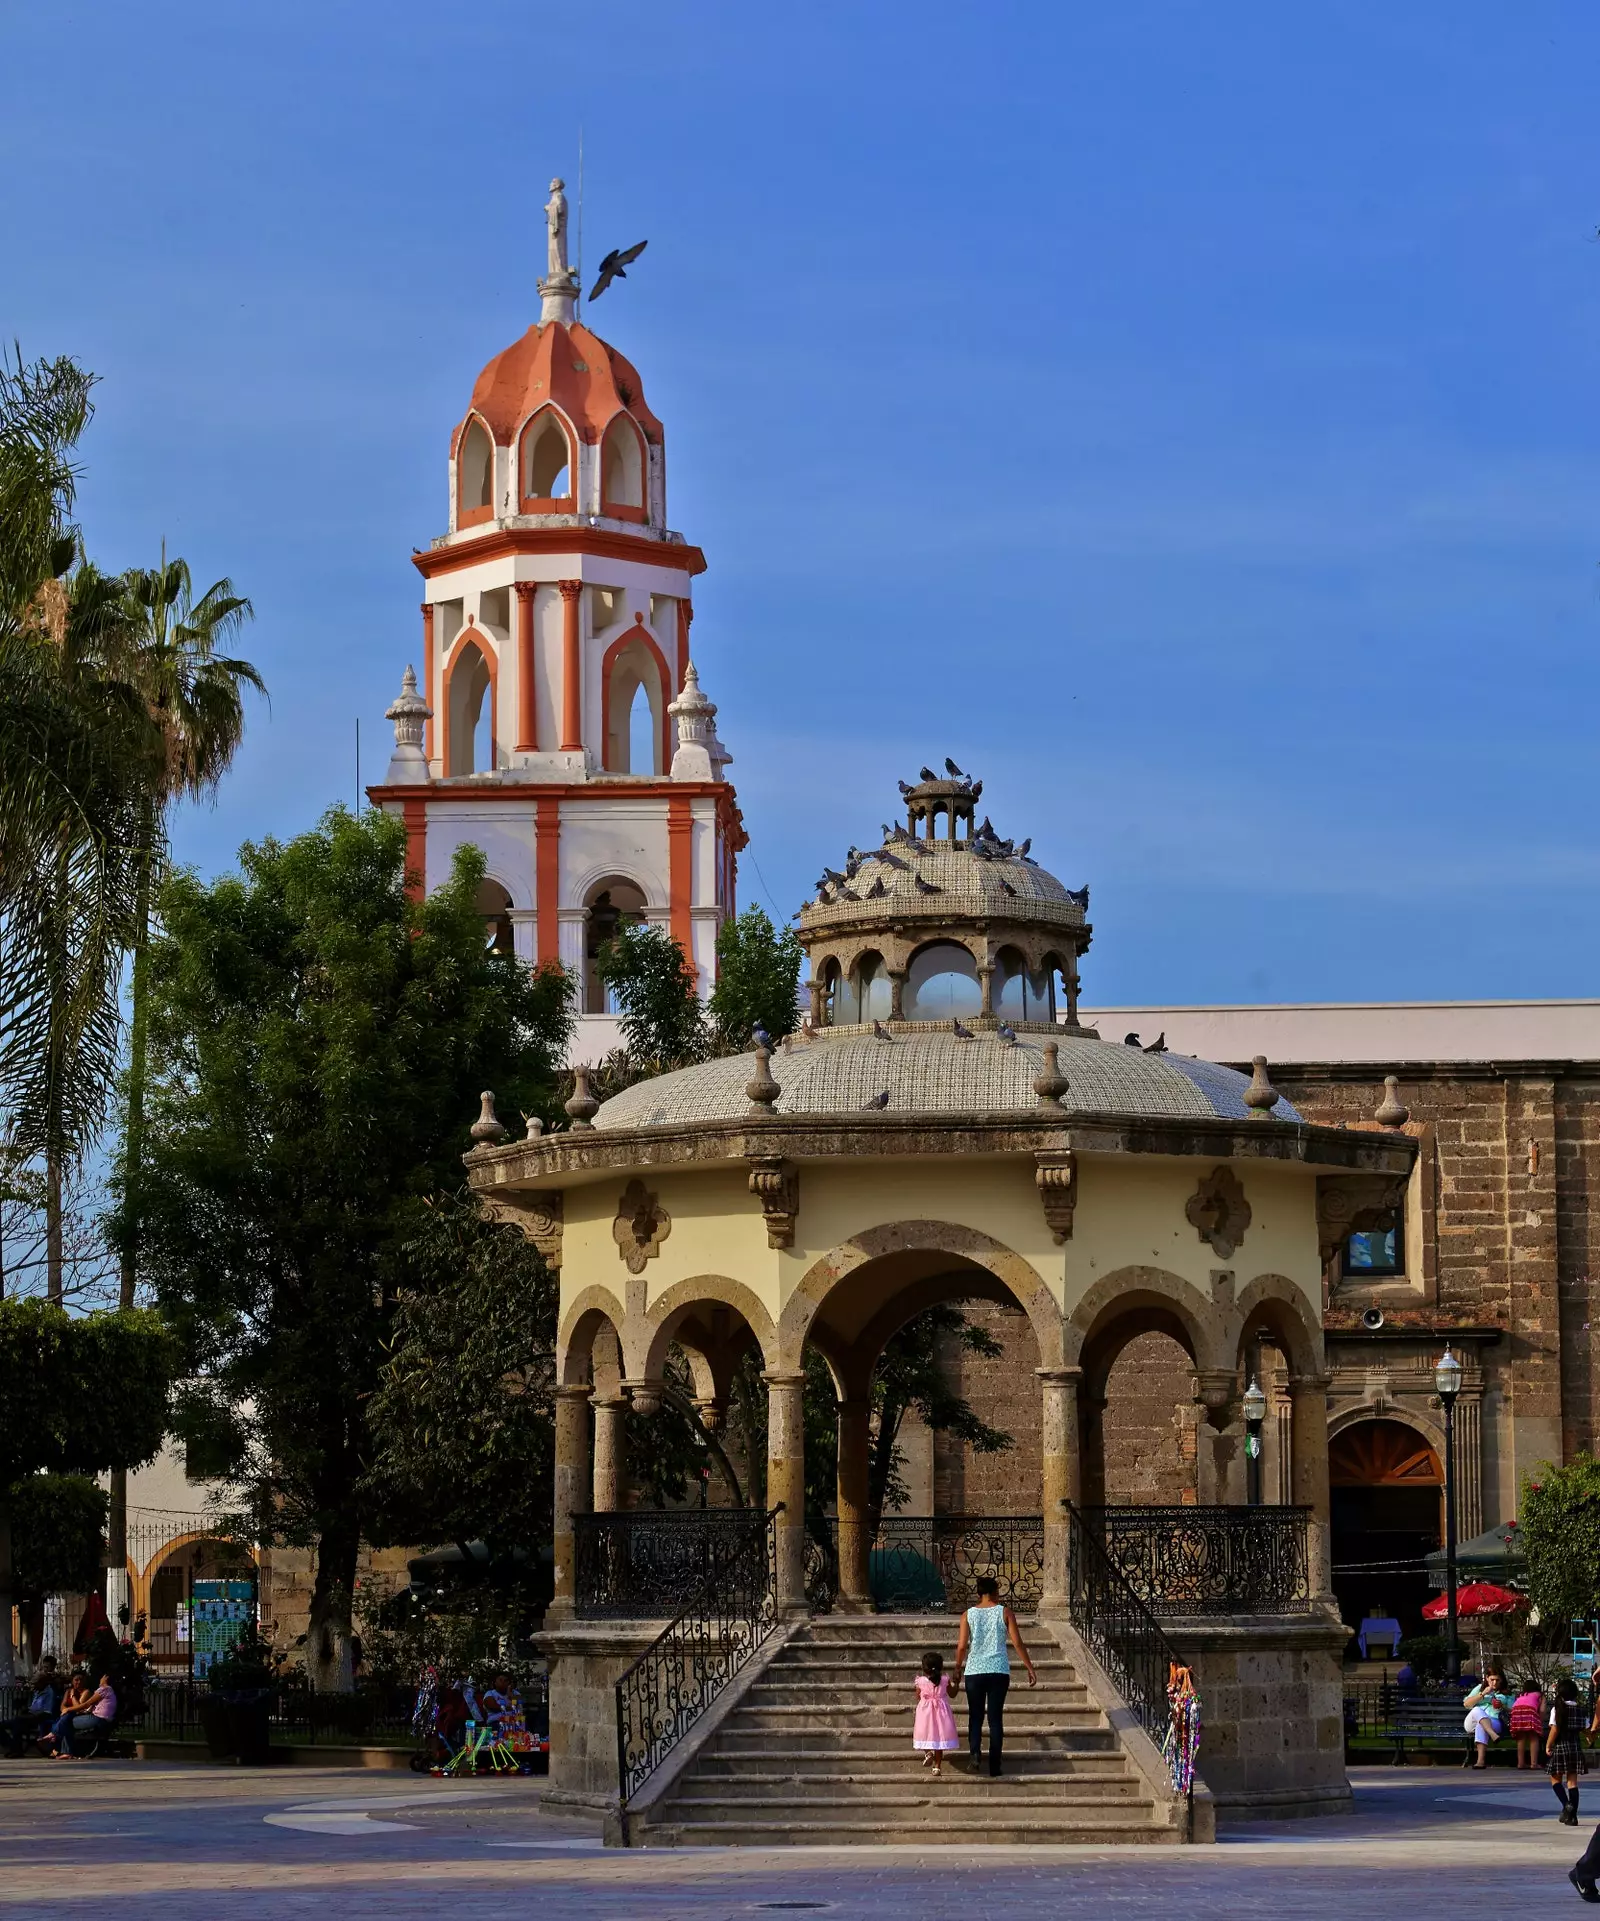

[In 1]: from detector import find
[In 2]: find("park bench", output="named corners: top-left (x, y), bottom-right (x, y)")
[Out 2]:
top-left (1389, 1697), bottom-right (1473, 1763)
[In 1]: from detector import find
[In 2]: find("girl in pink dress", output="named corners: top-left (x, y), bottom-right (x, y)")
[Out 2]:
top-left (914, 1649), bottom-right (959, 1776)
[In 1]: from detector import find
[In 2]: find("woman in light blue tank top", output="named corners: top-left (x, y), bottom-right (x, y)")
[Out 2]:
top-left (953, 1576), bottom-right (1037, 1776)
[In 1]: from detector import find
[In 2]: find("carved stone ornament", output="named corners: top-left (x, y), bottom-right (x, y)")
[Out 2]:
top-left (613, 1179), bottom-right (671, 1275)
top-left (1185, 1166), bottom-right (1252, 1259)
top-left (747, 1156), bottom-right (799, 1249)
top-left (1316, 1172), bottom-right (1406, 1266)
top-left (479, 1189), bottom-right (564, 1268)
top-left (1034, 1152), bottom-right (1077, 1243)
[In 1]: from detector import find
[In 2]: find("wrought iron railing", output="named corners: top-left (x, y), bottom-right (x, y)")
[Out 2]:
top-left (1085, 1504), bottom-right (1311, 1616)
top-left (576, 1507), bottom-right (772, 1620)
top-left (1066, 1500), bottom-right (1187, 1751)
top-left (613, 1506), bottom-right (780, 1806)
top-left (806, 1513), bottom-right (1047, 1614)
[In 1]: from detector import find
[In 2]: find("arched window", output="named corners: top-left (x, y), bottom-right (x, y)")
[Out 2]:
top-left (819, 959), bottom-right (842, 1026)
top-left (584, 878), bottom-right (649, 1014)
top-left (838, 952), bottom-right (892, 1024)
top-left (904, 941), bottom-right (982, 1019)
top-left (458, 417), bottom-right (493, 523)
top-left (520, 412), bottom-right (572, 504)
top-left (994, 948), bottom-right (1057, 1023)
top-left (605, 635), bottom-right (666, 773)
top-left (601, 415), bottom-right (645, 512)
top-left (475, 877), bottom-right (515, 956)
top-left (446, 638), bottom-right (493, 775)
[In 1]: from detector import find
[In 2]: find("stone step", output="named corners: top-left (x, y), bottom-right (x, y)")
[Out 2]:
top-left (692, 1748), bottom-right (1131, 1777)
top-left (641, 1812), bottom-right (1177, 1847)
top-left (708, 1726), bottom-right (1119, 1756)
top-left (670, 1776), bottom-right (1149, 1806)
top-left (746, 1683), bottom-right (1091, 1709)
top-left (767, 1658), bottom-right (1082, 1684)
top-left (726, 1702), bottom-right (1106, 1729)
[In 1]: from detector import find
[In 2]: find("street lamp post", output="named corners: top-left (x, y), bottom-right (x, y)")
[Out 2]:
top-left (1242, 1376), bottom-right (1268, 1508)
top-left (1436, 1346), bottom-right (1463, 1684)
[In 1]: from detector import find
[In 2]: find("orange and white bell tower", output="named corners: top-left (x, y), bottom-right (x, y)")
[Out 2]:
top-left (368, 178), bottom-right (744, 1059)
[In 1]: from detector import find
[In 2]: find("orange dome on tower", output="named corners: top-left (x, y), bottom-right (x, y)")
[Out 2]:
top-left (455, 320), bottom-right (663, 457)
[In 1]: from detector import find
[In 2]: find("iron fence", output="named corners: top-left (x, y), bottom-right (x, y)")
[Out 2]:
top-left (806, 1513), bottom-right (1047, 1614)
top-left (577, 1507), bottom-right (781, 1621)
top-left (613, 1507), bottom-right (779, 1806)
top-left (1085, 1505), bottom-right (1312, 1616)
top-left (1066, 1501), bottom-right (1186, 1752)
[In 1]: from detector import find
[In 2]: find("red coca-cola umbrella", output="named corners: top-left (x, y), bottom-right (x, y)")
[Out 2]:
top-left (1423, 1581), bottom-right (1525, 1620)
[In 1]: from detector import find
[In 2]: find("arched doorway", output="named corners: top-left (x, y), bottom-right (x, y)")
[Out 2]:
top-left (1329, 1417), bottom-right (1442, 1642)
top-left (1100, 1331), bottom-right (1199, 1505)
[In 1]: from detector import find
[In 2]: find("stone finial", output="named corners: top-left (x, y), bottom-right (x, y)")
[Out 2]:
top-left (745, 1043), bottom-right (780, 1111)
top-left (1032, 1040), bottom-right (1070, 1107)
top-left (1243, 1056), bottom-right (1279, 1118)
top-left (668, 662), bottom-right (732, 781)
top-left (523, 1112), bottom-right (545, 1140)
top-left (565, 1064), bottom-right (599, 1130)
top-left (384, 664), bottom-right (433, 783)
top-left (470, 1089), bottom-right (508, 1145)
top-left (1375, 1075), bottom-right (1410, 1128)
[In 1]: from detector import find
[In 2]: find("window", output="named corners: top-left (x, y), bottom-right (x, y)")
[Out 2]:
top-left (584, 879), bottom-right (648, 1013)
top-left (459, 418), bottom-right (493, 516)
top-left (601, 415), bottom-right (645, 510)
top-left (904, 941), bottom-right (982, 1019)
top-left (994, 950), bottom-right (1057, 1023)
top-left (605, 637), bottom-right (663, 772)
top-left (1343, 1229), bottom-right (1403, 1279)
top-left (446, 640), bottom-right (492, 775)
top-left (475, 878), bottom-right (514, 956)
top-left (521, 413), bottom-right (572, 501)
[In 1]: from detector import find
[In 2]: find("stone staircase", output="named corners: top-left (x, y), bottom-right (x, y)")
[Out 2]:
top-left (630, 1614), bottom-right (1184, 1846)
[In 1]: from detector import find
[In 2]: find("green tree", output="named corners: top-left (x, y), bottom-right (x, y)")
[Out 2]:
top-left (0, 357), bottom-right (146, 1299)
top-left (132, 808), bottom-right (571, 1690)
top-left (363, 1192), bottom-right (559, 1560)
top-left (709, 905), bottom-right (802, 1049)
top-left (0, 1299), bottom-right (173, 1682)
top-left (116, 550), bottom-right (261, 1309)
top-left (867, 1307), bottom-right (1013, 1523)
top-left (14, 1472), bottom-right (109, 1664)
top-left (596, 921), bottom-right (706, 1069)
top-left (1522, 1454), bottom-right (1600, 1633)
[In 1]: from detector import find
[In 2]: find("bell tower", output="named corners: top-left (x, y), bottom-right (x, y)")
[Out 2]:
top-left (368, 186), bottom-right (744, 1059)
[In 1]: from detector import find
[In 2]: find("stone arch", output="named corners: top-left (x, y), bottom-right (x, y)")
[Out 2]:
top-left (1328, 1400), bottom-right (1446, 1460)
top-left (557, 1286), bottom-right (632, 1386)
top-left (778, 1219), bottom-right (1063, 1373)
top-left (441, 625), bottom-right (497, 775)
top-left (1068, 1265), bottom-right (1226, 1382)
top-left (601, 412), bottom-right (646, 517)
top-left (516, 404), bottom-right (575, 506)
top-left (600, 621), bottom-right (673, 773)
top-left (455, 412), bottom-right (495, 528)
top-left (642, 1274), bottom-right (779, 1382)
top-left (1232, 1271), bottom-right (1324, 1380)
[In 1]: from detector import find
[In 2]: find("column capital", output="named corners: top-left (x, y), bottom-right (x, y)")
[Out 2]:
top-left (555, 1382), bottom-right (595, 1403)
top-left (1289, 1372), bottom-right (1333, 1394)
top-left (1035, 1366), bottom-right (1083, 1388)
top-left (762, 1370), bottom-right (808, 1391)
top-left (512, 579), bottom-right (537, 602)
top-left (557, 577), bottom-right (583, 601)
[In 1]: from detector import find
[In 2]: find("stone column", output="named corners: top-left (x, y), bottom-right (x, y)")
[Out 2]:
top-left (888, 972), bottom-right (907, 1019)
top-left (1289, 1374), bottom-right (1334, 1600)
top-left (808, 976), bottom-right (826, 1028)
top-left (551, 1384), bottom-right (592, 1618)
top-left (419, 602), bottom-right (436, 763)
top-left (558, 579), bottom-right (583, 751)
top-left (592, 1397), bottom-right (628, 1512)
top-left (978, 963), bottom-right (995, 1016)
top-left (513, 581), bottom-right (537, 751)
top-left (835, 1397), bottom-right (872, 1610)
top-left (1191, 1369), bottom-right (1239, 1505)
top-left (764, 1371), bottom-right (808, 1614)
top-left (1079, 1388), bottom-right (1108, 1508)
top-left (1038, 1367), bottom-right (1081, 1609)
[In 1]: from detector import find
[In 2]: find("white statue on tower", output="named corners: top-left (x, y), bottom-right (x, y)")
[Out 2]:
top-left (539, 174), bottom-right (580, 325)
top-left (545, 177), bottom-right (569, 278)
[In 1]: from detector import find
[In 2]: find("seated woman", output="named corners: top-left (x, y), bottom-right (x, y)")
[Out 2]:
top-left (1463, 1669), bottom-right (1511, 1769)
top-left (0, 1657), bottom-right (65, 1755)
top-left (50, 1673), bottom-right (118, 1760)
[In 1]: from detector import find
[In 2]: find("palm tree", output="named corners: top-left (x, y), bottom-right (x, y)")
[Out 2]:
top-left (0, 353), bottom-right (146, 1302)
top-left (117, 549), bottom-right (263, 1306)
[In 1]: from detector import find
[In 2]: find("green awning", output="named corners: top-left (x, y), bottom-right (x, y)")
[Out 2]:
top-left (1423, 1523), bottom-right (1523, 1588)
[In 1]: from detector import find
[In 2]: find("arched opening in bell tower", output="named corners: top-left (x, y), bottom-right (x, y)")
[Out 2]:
top-left (519, 409), bottom-right (573, 505)
top-left (445, 636), bottom-right (494, 776)
top-left (601, 414), bottom-right (645, 514)
top-left (583, 877), bottom-right (649, 1013)
top-left (604, 633), bottom-right (668, 774)
top-left (457, 416), bottom-right (493, 526)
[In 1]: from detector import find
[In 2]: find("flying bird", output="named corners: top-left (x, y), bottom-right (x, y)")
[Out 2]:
top-left (863, 1089), bottom-right (891, 1109)
top-left (945, 757), bottom-right (966, 778)
top-left (588, 239), bottom-right (648, 301)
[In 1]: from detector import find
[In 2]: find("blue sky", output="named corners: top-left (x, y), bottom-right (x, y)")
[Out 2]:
top-left (6, 1), bottom-right (1600, 1004)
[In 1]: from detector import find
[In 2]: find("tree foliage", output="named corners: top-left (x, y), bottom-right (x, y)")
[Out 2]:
top-left (709, 905), bottom-right (802, 1049)
top-left (13, 1473), bottom-right (107, 1598)
top-left (363, 1191), bottom-right (559, 1560)
top-left (595, 921), bottom-right (706, 1069)
top-left (132, 808), bottom-right (572, 1689)
top-left (1522, 1453), bottom-right (1600, 1632)
top-left (868, 1307), bottom-right (1013, 1521)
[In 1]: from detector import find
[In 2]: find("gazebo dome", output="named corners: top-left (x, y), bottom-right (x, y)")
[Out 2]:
top-left (591, 1029), bottom-right (1301, 1130)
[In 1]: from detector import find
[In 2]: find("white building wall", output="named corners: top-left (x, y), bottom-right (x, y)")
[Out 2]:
top-left (1078, 1000), bottom-right (1600, 1064)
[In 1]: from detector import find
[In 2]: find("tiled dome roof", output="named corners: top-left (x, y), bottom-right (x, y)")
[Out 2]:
top-left (801, 840), bottom-right (1085, 937)
top-left (456, 320), bottom-right (662, 452)
top-left (593, 1030), bottom-right (1300, 1129)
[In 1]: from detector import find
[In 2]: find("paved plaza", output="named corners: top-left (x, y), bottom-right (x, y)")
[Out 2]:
top-left (0, 1761), bottom-right (1594, 1918)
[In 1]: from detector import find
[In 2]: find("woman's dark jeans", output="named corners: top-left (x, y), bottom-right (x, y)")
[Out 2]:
top-left (965, 1672), bottom-right (1010, 1776)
